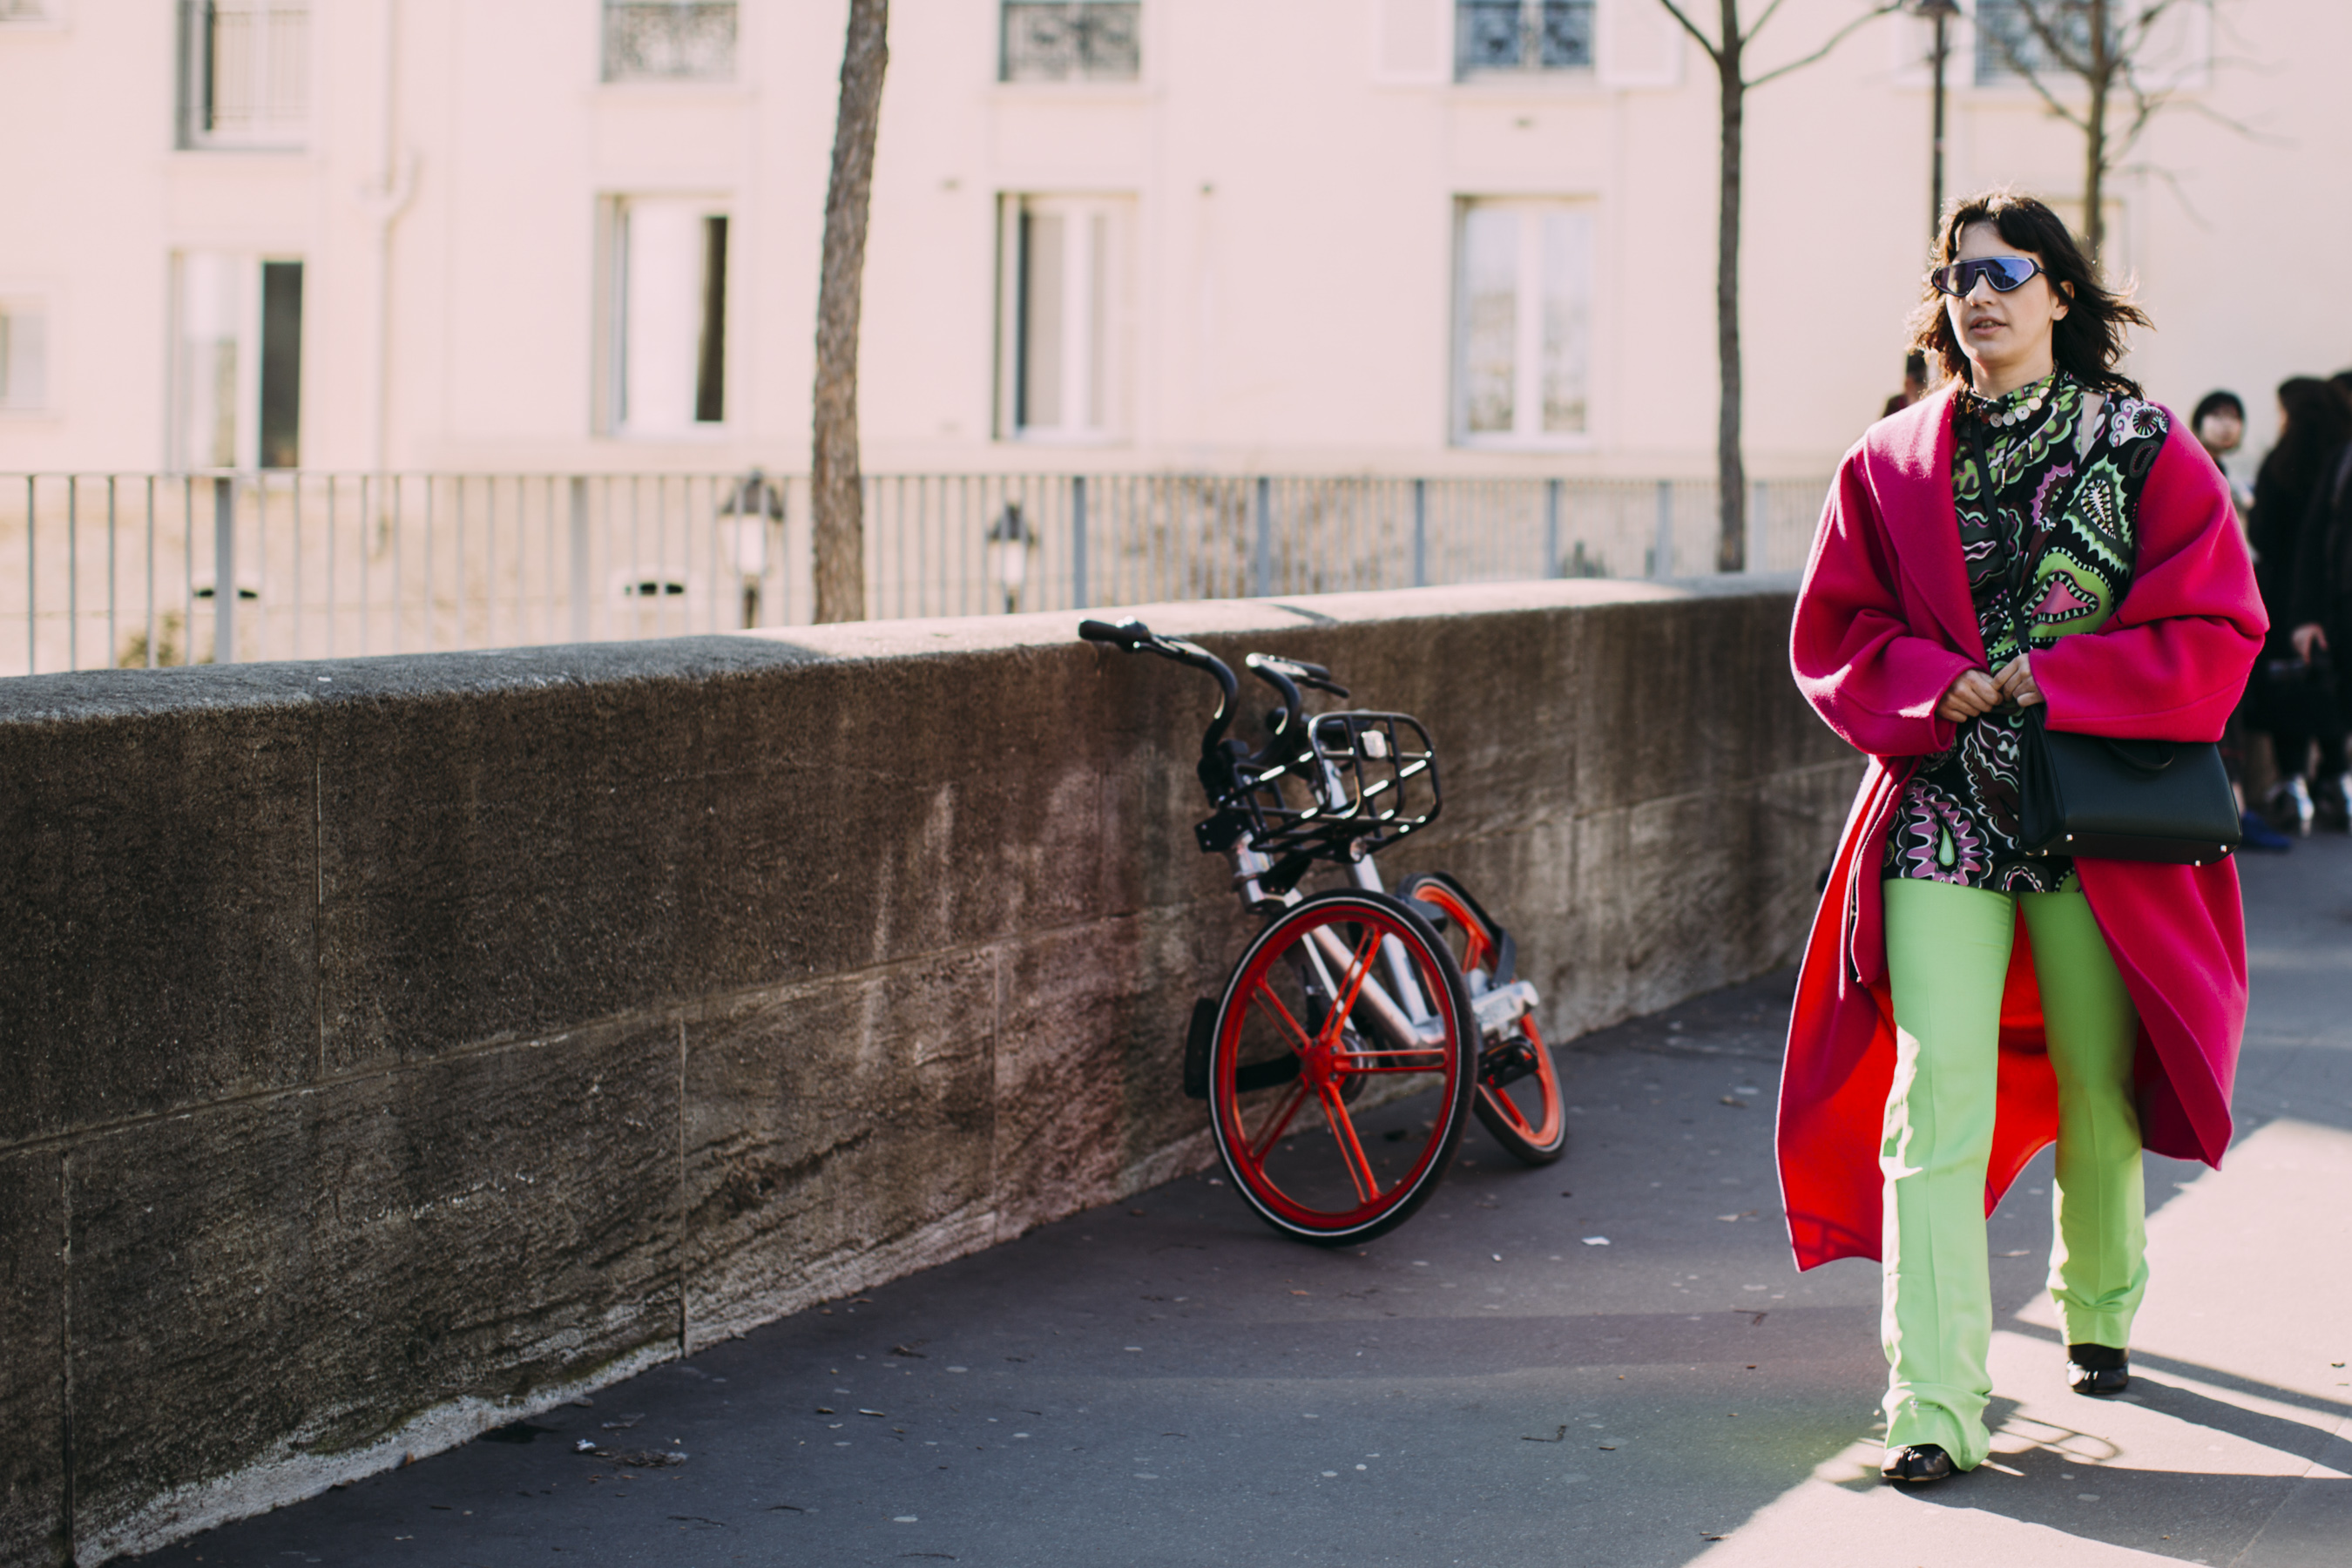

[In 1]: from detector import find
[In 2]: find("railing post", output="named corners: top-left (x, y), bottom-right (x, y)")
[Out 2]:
top-left (1411, 477), bottom-right (1427, 588)
top-left (1651, 478), bottom-right (1673, 580)
top-left (213, 476), bottom-right (238, 663)
top-left (1071, 474), bottom-right (1089, 610)
top-left (1748, 479), bottom-right (1768, 573)
top-left (568, 476), bottom-right (590, 643)
top-left (1544, 476), bottom-right (1561, 578)
top-left (24, 475), bottom-right (35, 674)
top-left (1252, 476), bottom-right (1271, 598)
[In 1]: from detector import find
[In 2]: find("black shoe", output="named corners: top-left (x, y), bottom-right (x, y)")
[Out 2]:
top-left (2067, 1343), bottom-right (2129, 1396)
top-left (1881, 1443), bottom-right (1955, 1484)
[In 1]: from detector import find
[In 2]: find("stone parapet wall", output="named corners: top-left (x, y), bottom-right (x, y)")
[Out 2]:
top-left (0, 577), bottom-right (1855, 1563)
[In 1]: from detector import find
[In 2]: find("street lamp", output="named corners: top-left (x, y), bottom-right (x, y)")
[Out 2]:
top-left (984, 503), bottom-right (1037, 615)
top-left (1914, 0), bottom-right (1962, 245)
top-left (718, 468), bottom-right (787, 629)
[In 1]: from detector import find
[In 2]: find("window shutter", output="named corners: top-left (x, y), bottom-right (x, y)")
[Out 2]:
top-left (1595, 0), bottom-right (1681, 89)
top-left (1372, 0), bottom-right (1448, 84)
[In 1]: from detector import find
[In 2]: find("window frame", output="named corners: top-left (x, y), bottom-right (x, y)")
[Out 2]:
top-left (1449, 196), bottom-right (1597, 451)
top-left (168, 251), bottom-right (304, 470)
top-left (0, 294), bottom-right (53, 416)
top-left (175, 0), bottom-right (314, 153)
top-left (1454, 0), bottom-right (1597, 82)
top-left (994, 193), bottom-right (1135, 446)
top-left (599, 0), bottom-right (740, 85)
top-left (998, 1), bottom-right (1143, 85)
top-left (597, 194), bottom-right (734, 440)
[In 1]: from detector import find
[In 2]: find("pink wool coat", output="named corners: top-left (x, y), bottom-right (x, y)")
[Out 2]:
top-left (1779, 385), bottom-right (2266, 1270)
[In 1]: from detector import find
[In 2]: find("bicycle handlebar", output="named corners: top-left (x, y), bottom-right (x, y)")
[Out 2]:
top-left (1079, 618), bottom-right (1240, 762)
top-left (1080, 618), bottom-right (1355, 806)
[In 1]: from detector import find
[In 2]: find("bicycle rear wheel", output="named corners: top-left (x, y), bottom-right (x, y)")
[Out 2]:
top-left (1206, 889), bottom-right (1477, 1245)
top-left (1397, 872), bottom-right (1568, 1166)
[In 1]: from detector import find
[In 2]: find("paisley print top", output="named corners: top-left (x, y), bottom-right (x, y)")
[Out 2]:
top-left (1883, 371), bottom-right (2170, 891)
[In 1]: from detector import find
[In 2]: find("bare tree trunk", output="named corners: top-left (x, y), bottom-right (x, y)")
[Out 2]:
top-left (2082, 0), bottom-right (2109, 267)
top-left (811, 0), bottom-right (889, 624)
top-left (1714, 2), bottom-right (1747, 573)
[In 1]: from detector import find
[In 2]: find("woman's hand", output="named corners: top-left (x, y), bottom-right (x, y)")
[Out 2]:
top-left (1936, 667), bottom-right (2003, 722)
top-left (1992, 652), bottom-right (2044, 707)
top-left (2292, 623), bottom-right (2329, 662)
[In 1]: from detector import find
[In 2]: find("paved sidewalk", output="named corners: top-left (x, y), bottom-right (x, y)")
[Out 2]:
top-left (139, 841), bottom-right (2352, 1567)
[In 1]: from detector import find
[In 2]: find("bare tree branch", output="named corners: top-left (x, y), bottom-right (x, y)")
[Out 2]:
top-left (1744, 0), bottom-right (1795, 44)
top-left (1747, 1), bottom-right (1905, 87)
top-left (1652, 0), bottom-right (1724, 64)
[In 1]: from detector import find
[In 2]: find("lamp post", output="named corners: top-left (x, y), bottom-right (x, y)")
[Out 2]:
top-left (984, 503), bottom-right (1037, 615)
top-left (1916, 0), bottom-right (1962, 243)
top-left (718, 468), bottom-right (787, 629)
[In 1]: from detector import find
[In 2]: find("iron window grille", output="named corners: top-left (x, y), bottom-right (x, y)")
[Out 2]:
top-left (177, 0), bottom-right (309, 149)
top-left (1001, 2), bottom-right (1141, 84)
top-left (603, 0), bottom-right (737, 83)
top-left (0, 1), bottom-right (58, 24)
top-left (1456, 0), bottom-right (1593, 78)
top-left (1974, 0), bottom-right (2120, 85)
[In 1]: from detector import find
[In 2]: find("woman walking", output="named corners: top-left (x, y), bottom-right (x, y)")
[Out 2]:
top-left (1778, 191), bottom-right (2264, 1485)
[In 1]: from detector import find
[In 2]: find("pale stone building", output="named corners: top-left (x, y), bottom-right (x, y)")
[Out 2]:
top-left (0, 0), bottom-right (2343, 485)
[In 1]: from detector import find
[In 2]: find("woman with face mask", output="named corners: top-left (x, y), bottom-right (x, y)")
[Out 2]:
top-left (1779, 191), bottom-right (2264, 1486)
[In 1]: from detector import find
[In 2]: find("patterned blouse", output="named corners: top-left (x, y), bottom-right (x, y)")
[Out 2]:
top-left (1883, 370), bottom-right (2171, 892)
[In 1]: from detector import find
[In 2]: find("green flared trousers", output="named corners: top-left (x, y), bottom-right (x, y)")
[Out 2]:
top-left (1878, 877), bottom-right (2147, 1470)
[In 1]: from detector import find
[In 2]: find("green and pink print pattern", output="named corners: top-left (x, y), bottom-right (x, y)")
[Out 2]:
top-left (1884, 371), bottom-right (2170, 892)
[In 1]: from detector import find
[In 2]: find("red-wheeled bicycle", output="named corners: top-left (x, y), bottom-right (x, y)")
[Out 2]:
top-left (1080, 617), bottom-right (1566, 1245)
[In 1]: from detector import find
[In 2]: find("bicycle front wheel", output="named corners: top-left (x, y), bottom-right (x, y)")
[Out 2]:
top-left (1207, 889), bottom-right (1477, 1245)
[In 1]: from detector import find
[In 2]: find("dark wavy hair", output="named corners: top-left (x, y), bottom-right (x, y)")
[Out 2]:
top-left (1907, 189), bottom-right (2152, 397)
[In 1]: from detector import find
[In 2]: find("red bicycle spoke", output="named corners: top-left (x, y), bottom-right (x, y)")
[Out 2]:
top-left (1315, 1082), bottom-right (1380, 1205)
top-left (1247, 1079), bottom-right (1311, 1164)
top-left (1247, 979), bottom-right (1317, 1059)
top-left (1321, 926), bottom-right (1384, 1046)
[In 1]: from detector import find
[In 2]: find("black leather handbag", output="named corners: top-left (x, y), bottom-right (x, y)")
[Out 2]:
top-left (2017, 705), bottom-right (2241, 864)
top-left (1970, 410), bottom-right (2240, 866)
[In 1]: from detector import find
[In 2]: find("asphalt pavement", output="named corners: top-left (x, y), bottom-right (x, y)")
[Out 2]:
top-left (136, 839), bottom-right (2352, 1568)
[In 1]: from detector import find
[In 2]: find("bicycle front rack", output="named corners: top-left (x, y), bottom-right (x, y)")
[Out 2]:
top-left (1196, 711), bottom-right (1441, 885)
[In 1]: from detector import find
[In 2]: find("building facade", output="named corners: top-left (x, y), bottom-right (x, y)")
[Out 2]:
top-left (0, 0), bottom-right (2343, 483)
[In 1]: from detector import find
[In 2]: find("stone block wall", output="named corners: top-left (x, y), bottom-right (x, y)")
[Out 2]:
top-left (0, 578), bottom-right (1856, 1563)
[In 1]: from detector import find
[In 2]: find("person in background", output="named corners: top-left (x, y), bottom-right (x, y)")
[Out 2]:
top-left (2192, 390), bottom-right (2253, 510)
top-left (2281, 369), bottom-right (2352, 834)
top-left (1884, 350), bottom-right (1930, 418)
top-left (2251, 377), bottom-right (2352, 833)
top-left (2194, 390), bottom-right (2290, 851)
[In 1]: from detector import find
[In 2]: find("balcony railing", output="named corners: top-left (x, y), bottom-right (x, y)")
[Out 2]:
top-left (0, 470), bottom-right (1830, 677)
top-left (1456, 0), bottom-right (1594, 78)
top-left (1001, 1), bottom-right (1141, 83)
top-left (603, 0), bottom-right (736, 83)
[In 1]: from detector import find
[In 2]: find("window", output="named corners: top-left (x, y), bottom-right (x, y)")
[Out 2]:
top-left (602, 1), bottom-right (736, 83)
top-left (1452, 199), bottom-right (1592, 445)
top-left (1456, 0), bottom-right (1593, 78)
top-left (604, 198), bottom-right (730, 436)
top-left (0, 1), bottom-right (61, 25)
top-left (172, 253), bottom-right (303, 468)
top-left (1001, 2), bottom-right (1140, 83)
top-left (1975, 0), bottom-right (2116, 85)
top-left (177, 1), bottom-right (309, 150)
top-left (0, 302), bottom-right (48, 411)
top-left (997, 196), bottom-right (1132, 441)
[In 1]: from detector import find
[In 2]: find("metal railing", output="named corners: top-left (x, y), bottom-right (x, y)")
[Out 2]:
top-left (0, 470), bottom-right (1829, 678)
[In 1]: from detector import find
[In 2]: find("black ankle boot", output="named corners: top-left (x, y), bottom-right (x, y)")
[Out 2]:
top-left (2066, 1342), bottom-right (2129, 1396)
top-left (1881, 1443), bottom-right (1955, 1484)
